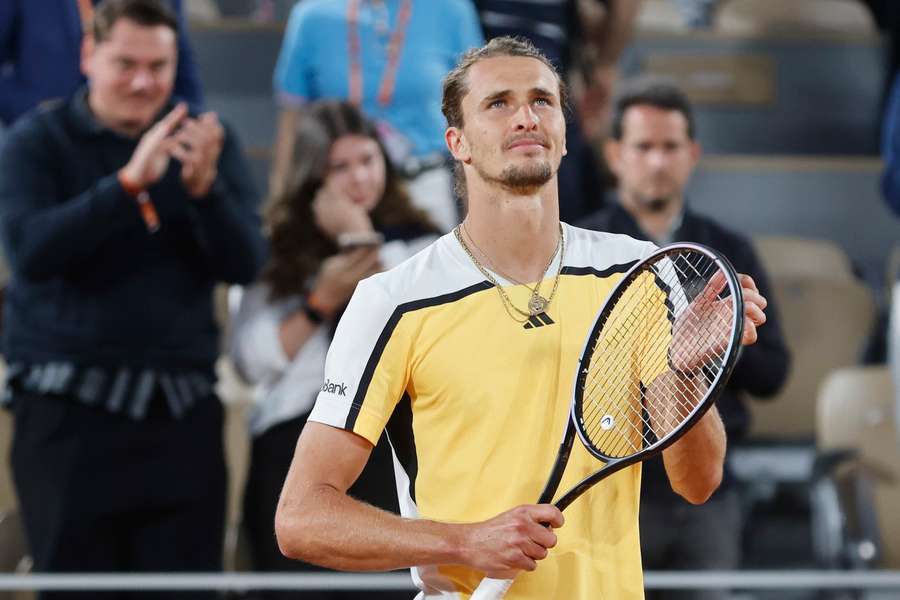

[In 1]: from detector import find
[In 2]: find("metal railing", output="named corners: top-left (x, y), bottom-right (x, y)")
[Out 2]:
top-left (1, 571), bottom-right (900, 592)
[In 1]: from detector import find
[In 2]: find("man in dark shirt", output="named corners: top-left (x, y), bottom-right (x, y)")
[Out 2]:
top-left (0, 1), bottom-right (265, 596)
top-left (578, 76), bottom-right (790, 600)
top-left (0, 0), bottom-right (204, 126)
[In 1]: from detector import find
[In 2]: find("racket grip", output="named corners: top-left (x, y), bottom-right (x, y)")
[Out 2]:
top-left (470, 577), bottom-right (515, 600)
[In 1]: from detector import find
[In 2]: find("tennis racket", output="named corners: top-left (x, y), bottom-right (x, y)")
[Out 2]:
top-left (470, 242), bottom-right (745, 600)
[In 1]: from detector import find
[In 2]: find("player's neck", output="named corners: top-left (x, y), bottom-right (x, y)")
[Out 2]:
top-left (463, 180), bottom-right (561, 284)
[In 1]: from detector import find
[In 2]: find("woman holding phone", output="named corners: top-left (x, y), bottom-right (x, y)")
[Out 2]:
top-left (229, 100), bottom-right (438, 598)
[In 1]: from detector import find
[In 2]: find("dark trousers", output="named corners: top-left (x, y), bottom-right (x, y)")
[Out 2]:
top-left (10, 390), bottom-right (227, 600)
top-left (641, 489), bottom-right (742, 600)
top-left (242, 415), bottom-right (407, 600)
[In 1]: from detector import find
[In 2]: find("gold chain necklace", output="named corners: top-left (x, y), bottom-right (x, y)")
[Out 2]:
top-left (454, 223), bottom-right (565, 321)
top-left (462, 222), bottom-right (560, 316)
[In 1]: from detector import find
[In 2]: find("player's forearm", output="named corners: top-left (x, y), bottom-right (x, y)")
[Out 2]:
top-left (275, 483), bottom-right (467, 571)
top-left (661, 405), bottom-right (726, 504)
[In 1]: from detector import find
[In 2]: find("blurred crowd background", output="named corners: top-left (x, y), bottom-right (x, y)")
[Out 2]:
top-left (1, 0), bottom-right (900, 599)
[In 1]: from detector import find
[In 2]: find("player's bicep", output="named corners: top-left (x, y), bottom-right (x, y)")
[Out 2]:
top-left (283, 422), bottom-right (375, 498)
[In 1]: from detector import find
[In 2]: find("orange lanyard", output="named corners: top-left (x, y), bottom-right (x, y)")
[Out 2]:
top-left (76, 0), bottom-right (94, 35)
top-left (347, 0), bottom-right (413, 108)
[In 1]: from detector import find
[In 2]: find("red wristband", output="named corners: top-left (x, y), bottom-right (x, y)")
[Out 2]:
top-left (118, 170), bottom-right (160, 233)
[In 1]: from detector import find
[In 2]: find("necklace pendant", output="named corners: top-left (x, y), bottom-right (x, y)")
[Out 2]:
top-left (528, 293), bottom-right (548, 316)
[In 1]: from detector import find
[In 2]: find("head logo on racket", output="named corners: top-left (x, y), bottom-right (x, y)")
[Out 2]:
top-left (600, 415), bottom-right (615, 430)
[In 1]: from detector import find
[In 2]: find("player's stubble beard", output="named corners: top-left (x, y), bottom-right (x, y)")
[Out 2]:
top-left (475, 158), bottom-right (554, 195)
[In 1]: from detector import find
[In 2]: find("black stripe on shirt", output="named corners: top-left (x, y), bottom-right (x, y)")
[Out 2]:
top-left (344, 281), bottom-right (493, 431)
top-left (344, 260), bottom-right (639, 430)
top-left (385, 392), bottom-right (418, 503)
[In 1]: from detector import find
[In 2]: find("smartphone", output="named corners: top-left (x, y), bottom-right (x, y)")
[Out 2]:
top-left (337, 231), bottom-right (384, 251)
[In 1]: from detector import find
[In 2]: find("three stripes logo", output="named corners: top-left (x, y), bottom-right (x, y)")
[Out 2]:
top-left (523, 312), bottom-right (555, 329)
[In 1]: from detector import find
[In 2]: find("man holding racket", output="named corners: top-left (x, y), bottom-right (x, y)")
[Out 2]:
top-left (275, 37), bottom-right (768, 599)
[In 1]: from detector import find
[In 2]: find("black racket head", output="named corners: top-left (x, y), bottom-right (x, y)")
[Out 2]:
top-left (571, 242), bottom-right (744, 463)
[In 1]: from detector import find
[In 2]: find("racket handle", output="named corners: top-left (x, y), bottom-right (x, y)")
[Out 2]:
top-left (470, 577), bottom-right (515, 600)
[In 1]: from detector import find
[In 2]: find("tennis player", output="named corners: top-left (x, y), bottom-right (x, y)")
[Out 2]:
top-left (274, 37), bottom-right (768, 599)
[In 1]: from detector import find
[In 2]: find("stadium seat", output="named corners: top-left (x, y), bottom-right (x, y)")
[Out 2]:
top-left (0, 406), bottom-right (14, 516)
top-left (718, 0), bottom-right (875, 35)
top-left (748, 275), bottom-right (877, 439)
top-left (220, 385), bottom-right (252, 571)
top-left (688, 157), bottom-right (893, 285)
top-left (753, 235), bottom-right (855, 281)
top-left (814, 366), bottom-right (900, 569)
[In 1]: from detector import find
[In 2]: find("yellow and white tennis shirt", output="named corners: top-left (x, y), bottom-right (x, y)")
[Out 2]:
top-left (309, 223), bottom-right (658, 600)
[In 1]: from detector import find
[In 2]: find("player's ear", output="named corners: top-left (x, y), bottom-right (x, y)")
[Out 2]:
top-left (446, 127), bottom-right (472, 164)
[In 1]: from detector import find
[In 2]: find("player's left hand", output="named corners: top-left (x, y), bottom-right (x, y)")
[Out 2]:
top-left (670, 272), bottom-right (767, 373)
top-left (736, 273), bottom-right (767, 345)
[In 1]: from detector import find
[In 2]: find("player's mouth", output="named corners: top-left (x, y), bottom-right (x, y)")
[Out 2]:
top-left (506, 136), bottom-right (548, 151)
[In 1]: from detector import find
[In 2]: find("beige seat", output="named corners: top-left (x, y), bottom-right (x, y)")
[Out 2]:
top-left (214, 284), bottom-right (254, 571)
top-left (753, 236), bottom-right (854, 282)
top-left (718, 0), bottom-right (876, 35)
top-left (0, 405), bottom-right (15, 517)
top-left (219, 369), bottom-right (253, 571)
top-left (636, 0), bottom-right (875, 34)
top-left (817, 366), bottom-right (900, 568)
top-left (0, 363), bottom-right (31, 599)
top-left (748, 275), bottom-right (876, 439)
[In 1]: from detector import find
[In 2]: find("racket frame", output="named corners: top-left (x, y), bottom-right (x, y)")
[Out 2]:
top-left (549, 242), bottom-right (744, 511)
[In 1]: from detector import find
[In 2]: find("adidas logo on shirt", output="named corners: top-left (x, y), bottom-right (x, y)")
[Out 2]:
top-left (523, 312), bottom-right (555, 329)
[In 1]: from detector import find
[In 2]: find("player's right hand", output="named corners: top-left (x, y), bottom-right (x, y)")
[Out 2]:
top-left (462, 504), bottom-right (564, 578)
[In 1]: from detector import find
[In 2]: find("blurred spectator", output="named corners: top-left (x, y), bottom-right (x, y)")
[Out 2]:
top-left (229, 100), bottom-right (438, 599)
top-left (0, 0), bottom-right (204, 126)
top-left (882, 72), bottom-right (900, 215)
top-left (860, 0), bottom-right (900, 89)
top-left (881, 70), bottom-right (900, 437)
top-left (270, 0), bottom-right (483, 232)
top-left (670, 0), bottom-right (722, 28)
top-left (475, 0), bottom-right (640, 221)
top-left (578, 77), bottom-right (790, 599)
top-left (0, 1), bottom-right (265, 596)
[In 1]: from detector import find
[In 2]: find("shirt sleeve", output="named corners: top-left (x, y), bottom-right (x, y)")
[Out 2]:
top-left (181, 121), bottom-right (267, 285)
top-left (723, 238), bottom-right (790, 397)
top-left (307, 275), bottom-right (413, 446)
top-left (273, 1), bottom-right (314, 105)
top-left (0, 116), bottom-right (148, 280)
top-left (882, 73), bottom-right (900, 216)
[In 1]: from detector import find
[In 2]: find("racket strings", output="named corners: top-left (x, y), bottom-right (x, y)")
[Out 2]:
top-left (578, 251), bottom-right (736, 458)
top-left (665, 257), bottom-right (734, 373)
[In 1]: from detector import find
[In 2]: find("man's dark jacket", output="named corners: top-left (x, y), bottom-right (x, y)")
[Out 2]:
top-left (0, 90), bottom-right (266, 373)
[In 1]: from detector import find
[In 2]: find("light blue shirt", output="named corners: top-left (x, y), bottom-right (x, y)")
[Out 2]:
top-left (274, 0), bottom-right (483, 159)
